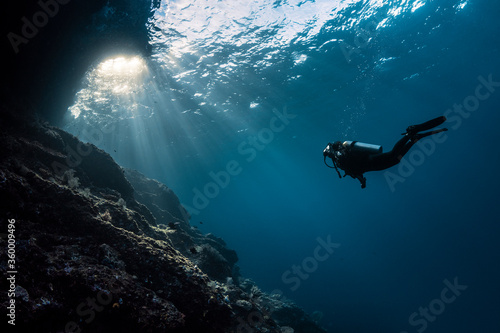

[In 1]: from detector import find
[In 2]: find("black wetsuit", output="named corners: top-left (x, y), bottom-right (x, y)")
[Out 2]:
top-left (327, 116), bottom-right (448, 188)
top-left (336, 134), bottom-right (417, 175)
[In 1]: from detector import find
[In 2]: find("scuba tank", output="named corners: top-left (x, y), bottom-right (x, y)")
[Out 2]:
top-left (343, 141), bottom-right (382, 154)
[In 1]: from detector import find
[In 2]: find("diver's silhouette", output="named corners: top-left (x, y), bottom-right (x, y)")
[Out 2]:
top-left (323, 116), bottom-right (448, 188)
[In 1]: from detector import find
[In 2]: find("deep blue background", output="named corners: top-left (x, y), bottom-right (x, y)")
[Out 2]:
top-left (64, 0), bottom-right (500, 332)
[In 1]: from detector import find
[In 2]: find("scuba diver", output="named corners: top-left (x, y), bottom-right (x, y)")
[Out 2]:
top-left (323, 116), bottom-right (448, 188)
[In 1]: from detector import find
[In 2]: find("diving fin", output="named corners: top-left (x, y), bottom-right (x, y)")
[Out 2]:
top-left (403, 116), bottom-right (447, 135)
top-left (411, 128), bottom-right (448, 141)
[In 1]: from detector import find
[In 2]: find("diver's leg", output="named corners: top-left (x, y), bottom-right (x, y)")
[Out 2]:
top-left (390, 134), bottom-right (412, 157)
top-left (366, 135), bottom-right (416, 171)
top-left (368, 128), bottom-right (448, 171)
top-left (412, 128), bottom-right (448, 141)
top-left (388, 128), bottom-right (448, 161)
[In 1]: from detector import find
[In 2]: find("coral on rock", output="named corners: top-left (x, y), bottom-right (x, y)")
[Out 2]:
top-left (0, 107), bottom-right (326, 333)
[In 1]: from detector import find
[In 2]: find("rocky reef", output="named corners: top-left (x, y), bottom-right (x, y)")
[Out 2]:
top-left (0, 105), bottom-right (327, 333)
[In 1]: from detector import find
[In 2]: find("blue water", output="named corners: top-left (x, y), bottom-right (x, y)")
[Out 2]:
top-left (64, 0), bottom-right (500, 332)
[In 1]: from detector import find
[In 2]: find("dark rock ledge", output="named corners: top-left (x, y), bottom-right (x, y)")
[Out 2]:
top-left (0, 107), bottom-right (326, 333)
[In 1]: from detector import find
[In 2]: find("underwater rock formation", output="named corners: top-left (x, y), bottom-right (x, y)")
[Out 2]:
top-left (123, 168), bottom-right (240, 283)
top-left (0, 108), bottom-right (326, 333)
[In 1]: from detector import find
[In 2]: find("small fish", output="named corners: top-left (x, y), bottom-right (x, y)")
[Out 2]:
top-left (189, 247), bottom-right (198, 254)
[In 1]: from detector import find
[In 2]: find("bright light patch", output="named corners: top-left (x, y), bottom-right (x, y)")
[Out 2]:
top-left (456, 0), bottom-right (468, 10)
top-left (95, 56), bottom-right (148, 95)
top-left (68, 55), bottom-right (149, 119)
top-left (411, 0), bottom-right (426, 12)
top-left (98, 56), bottom-right (147, 77)
top-left (293, 53), bottom-right (308, 66)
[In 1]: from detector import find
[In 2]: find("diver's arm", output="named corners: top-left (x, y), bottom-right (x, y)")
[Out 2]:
top-left (344, 171), bottom-right (366, 188)
top-left (354, 174), bottom-right (367, 189)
